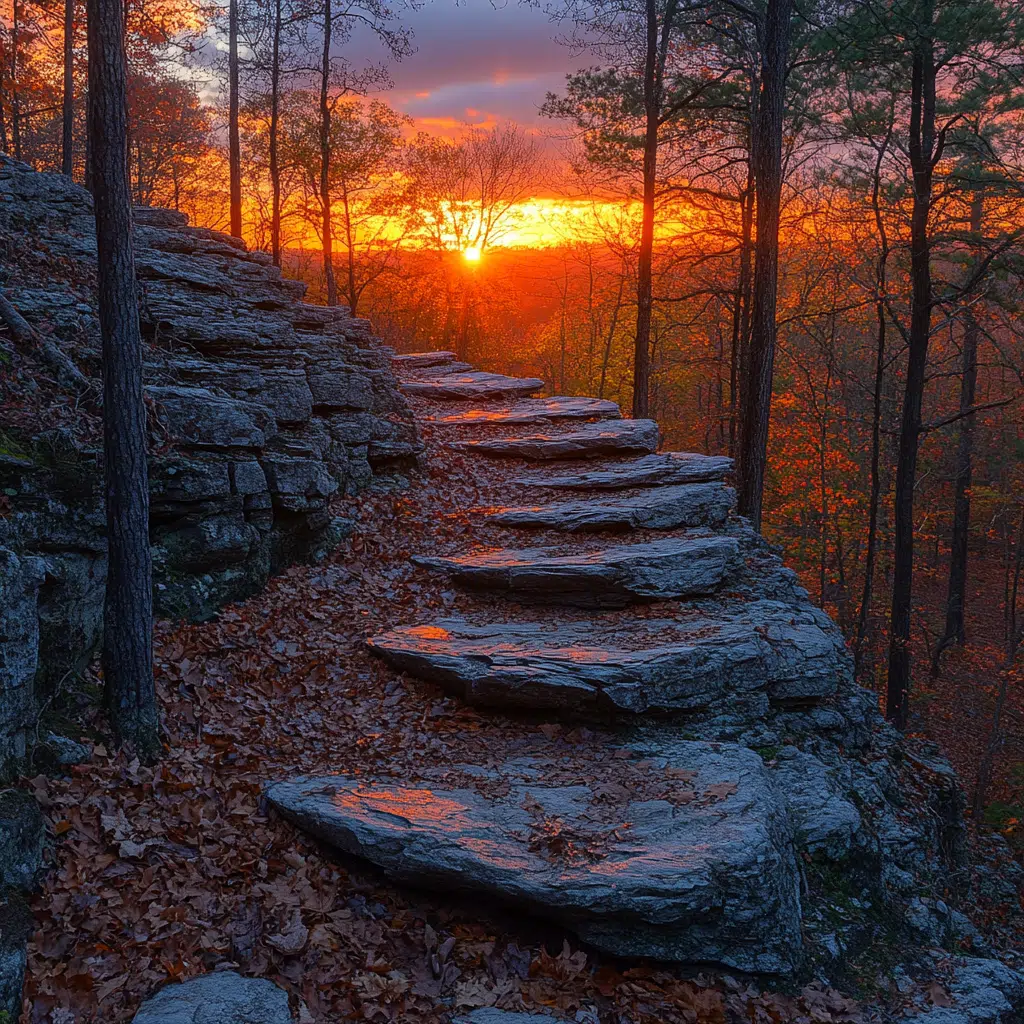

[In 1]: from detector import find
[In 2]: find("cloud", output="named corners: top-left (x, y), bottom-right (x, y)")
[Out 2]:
top-left (346, 0), bottom-right (589, 129)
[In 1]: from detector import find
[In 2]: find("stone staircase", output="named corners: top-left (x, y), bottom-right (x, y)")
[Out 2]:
top-left (266, 352), bottom-right (964, 978)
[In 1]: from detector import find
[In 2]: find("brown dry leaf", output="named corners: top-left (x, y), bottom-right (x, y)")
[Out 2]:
top-left (704, 782), bottom-right (739, 803)
top-left (266, 909), bottom-right (309, 955)
top-left (925, 981), bottom-right (953, 1008)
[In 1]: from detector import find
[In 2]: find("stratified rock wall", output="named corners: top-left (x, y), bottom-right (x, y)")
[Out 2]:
top-left (0, 157), bottom-right (419, 771)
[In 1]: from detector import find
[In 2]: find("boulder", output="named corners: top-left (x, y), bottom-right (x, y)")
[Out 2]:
top-left (132, 971), bottom-right (294, 1024)
top-left (266, 740), bottom-right (802, 972)
top-left (517, 451), bottom-right (734, 490)
top-left (483, 482), bottom-right (734, 532)
top-left (427, 397), bottom-right (621, 426)
top-left (413, 535), bottom-right (739, 607)
top-left (400, 370), bottom-right (545, 400)
top-left (367, 601), bottom-right (844, 713)
top-left (451, 419), bottom-right (659, 461)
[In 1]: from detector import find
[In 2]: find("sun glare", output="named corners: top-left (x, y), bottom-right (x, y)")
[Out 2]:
top-left (463, 246), bottom-right (482, 262)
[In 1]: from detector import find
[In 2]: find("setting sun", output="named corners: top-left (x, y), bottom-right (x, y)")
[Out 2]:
top-left (463, 246), bottom-right (482, 262)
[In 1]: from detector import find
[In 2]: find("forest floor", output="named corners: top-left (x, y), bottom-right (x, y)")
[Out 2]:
top-left (21, 392), bottom-right (1024, 1024)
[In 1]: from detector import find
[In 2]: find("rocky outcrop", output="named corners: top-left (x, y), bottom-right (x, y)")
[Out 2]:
top-left (367, 601), bottom-right (846, 714)
top-left (401, 370), bottom-right (545, 400)
top-left (267, 738), bottom-right (803, 973)
top-left (426, 396), bottom-right (621, 425)
top-left (412, 535), bottom-right (740, 606)
top-left (516, 451), bottom-right (733, 489)
top-left (450, 418), bottom-right (659, 460)
top-left (483, 481), bottom-right (734, 531)
top-left (0, 157), bottom-right (418, 773)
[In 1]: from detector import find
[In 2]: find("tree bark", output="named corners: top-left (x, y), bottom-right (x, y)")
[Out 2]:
top-left (931, 192), bottom-right (983, 676)
top-left (319, 0), bottom-right (338, 306)
top-left (11, 0), bottom-right (22, 161)
top-left (228, 0), bottom-right (242, 238)
top-left (886, 6), bottom-right (935, 730)
top-left (632, 0), bottom-right (659, 420)
top-left (62, 0), bottom-right (75, 176)
top-left (269, 0), bottom-right (282, 266)
top-left (87, 0), bottom-right (159, 757)
top-left (854, 132), bottom-right (892, 679)
top-left (737, 0), bottom-right (792, 529)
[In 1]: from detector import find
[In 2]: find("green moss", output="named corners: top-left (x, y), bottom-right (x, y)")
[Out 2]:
top-left (755, 744), bottom-right (782, 761)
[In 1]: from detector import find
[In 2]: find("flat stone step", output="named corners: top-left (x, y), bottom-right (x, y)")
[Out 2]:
top-left (391, 350), bottom-right (457, 369)
top-left (367, 601), bottom-right (843, 714)
top-left (451, 419), bottom-right (659, 461)
top-left (517, 452), bottom-right (734, 490)
top-left (413, 535), bottom-right (739, 606)
top-left (265, 737), bottom-right (801, 972)
top-left (401, 370), bottom-right (546, 401)
top-left (482, 481), bottom-right (734, 532)
top-left (426, 396), bottom-right (621, 426)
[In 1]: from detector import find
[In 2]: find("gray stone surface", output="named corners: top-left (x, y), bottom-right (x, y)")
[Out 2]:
top-left (391, 350), bottom-right (457, 369)
top-left (451, 419), bottom-right (659, 460)
top-left (517, 452), bottom-right (734, 490)
top-left (428, 397), bottom-right (621, 426)
top-left (913, 958), bottom-right (1024, 1023)
top-left (0, 548), bottom-right (45, 767)
top-left (401, 370), bottom-right (545, 400)
top-left (266, 740), bottom-right (802, 972)
top-left (132, 972), bottom-right (294, 1024)
top-left (768, 750), bottom-right (862, 860)
top-left (368, 600), bottom-right (845, 713)
top-left (0, 788), bottom-right (44, 890)
top-left (485, 482), bottom-right (734, 532)
top-left (147, 385), bottom-right (277, 450)
top-left (413, 535), bottom-right (739, 607)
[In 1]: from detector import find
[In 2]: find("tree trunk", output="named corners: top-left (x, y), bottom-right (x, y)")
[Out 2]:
top-left (269, 0), bottom-right (282, 267)
top-left (598, 272), bottom-right (624, 400)
top-left (886, 11), bottom-right (935, 730)
top-left (729, 166), bottom-right (755, 457)
top-left (632, 0), bottom-right (659, 420)
top-left (931, 192), bottom-right (983, 676)
top-left (87, 0), bottom-right (159, 758)
top-left (342, 185), bottom-right (357, 313)
top-left (854, 135), bottom-right (892, 679)
top-left (319, 0), bottom-right (338, 306)
top-left (737, 0), bottom-right (792, 529)
top-left (11, 0), bottom-right (21, 161)
top-left (61, 0), bottom-right (75, 176)
top-left (228, 0), bottom-right (242, 238)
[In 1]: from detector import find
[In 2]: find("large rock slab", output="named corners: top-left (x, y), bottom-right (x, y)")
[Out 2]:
top-left (484, 482), bottom-right (734, 532)
top-left (391, 350), bottom-right (457, 370)
top-left (132, 972), bottom-right (293, 1024)
top-left (413, 535), bottom-right (739, 607)
top-left (367, 600), bottom-right (844, 713)
top-left (517, 451), bottom-right (733, 490)
top-left (451, 419), bottom-right (659, 461)
top-left (401, 370), bottom-right (545, 400)
top-left (428, 397), bottom-right (621, 426)
top-left (265, 740), bottom-right (802, 972)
